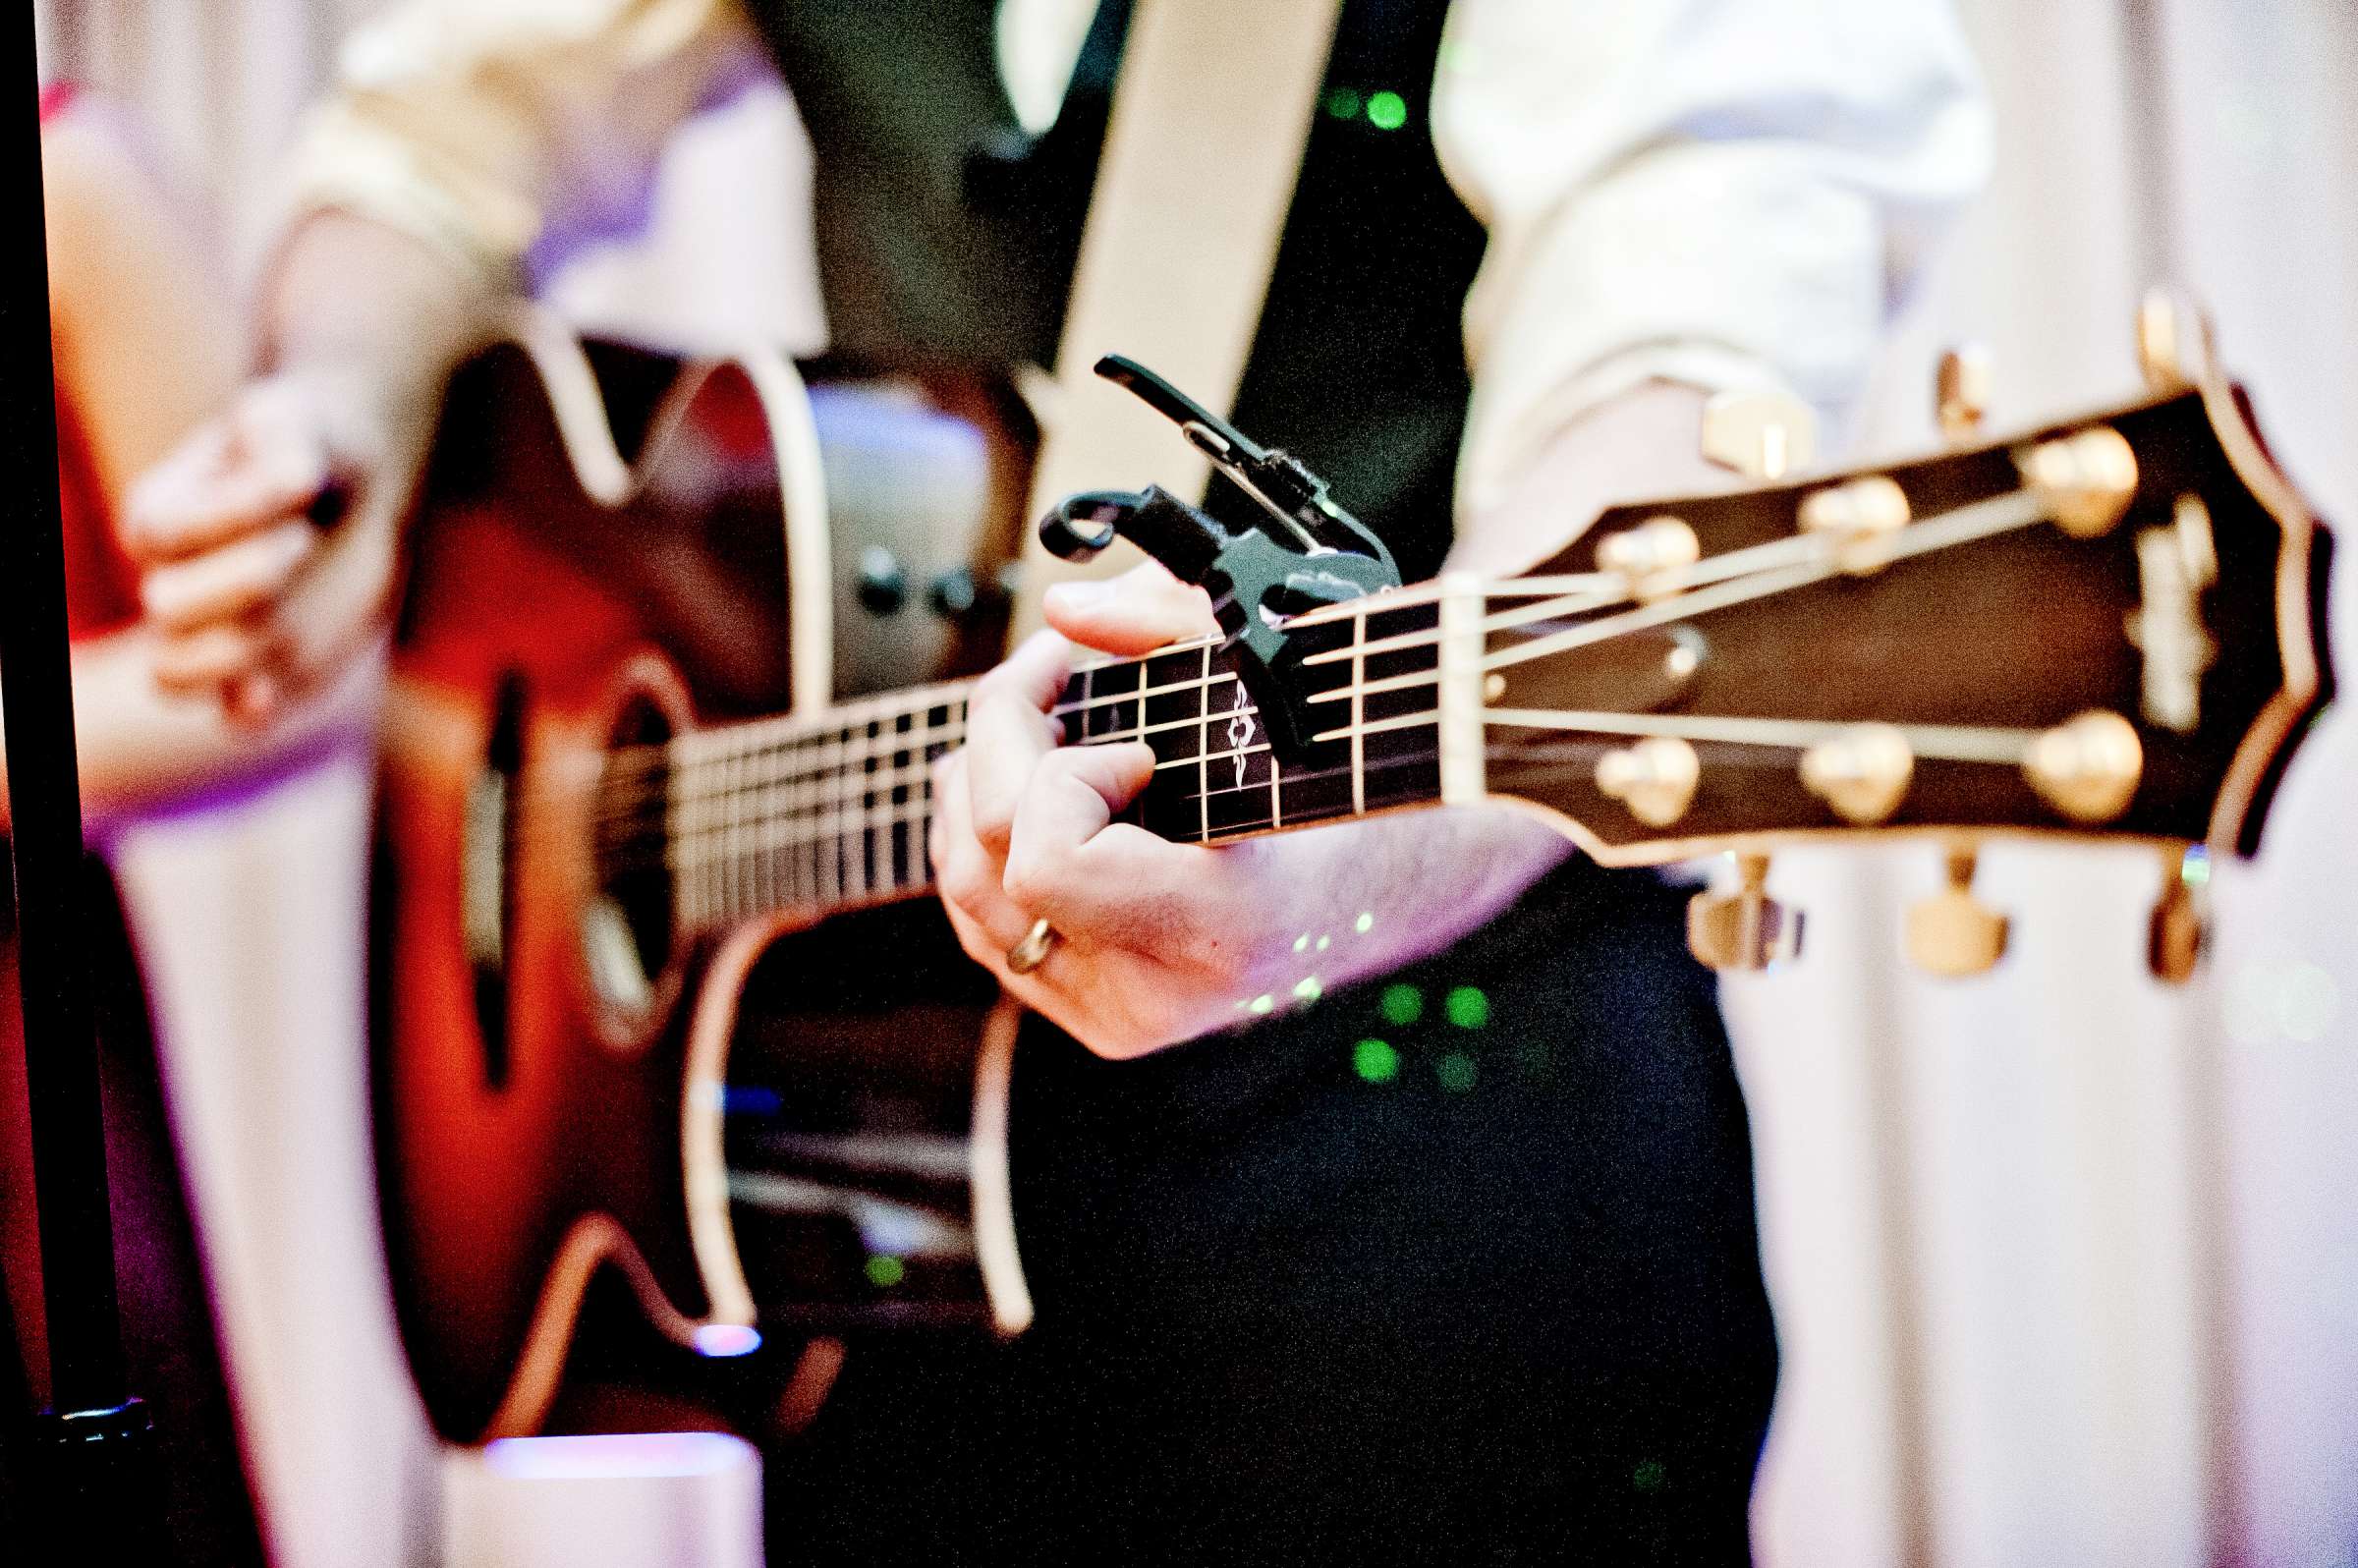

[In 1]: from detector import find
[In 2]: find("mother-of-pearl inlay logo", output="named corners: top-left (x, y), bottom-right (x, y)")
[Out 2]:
top-left (1227, 685), bottom-right (1255, 787)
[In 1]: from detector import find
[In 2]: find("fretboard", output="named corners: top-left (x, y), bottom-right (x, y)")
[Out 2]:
top-left (639, 596), bottom-right (1444, 933)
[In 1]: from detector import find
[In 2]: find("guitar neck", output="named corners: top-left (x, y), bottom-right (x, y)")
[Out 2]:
top-left (650, 599), bottom-right (1447, 933)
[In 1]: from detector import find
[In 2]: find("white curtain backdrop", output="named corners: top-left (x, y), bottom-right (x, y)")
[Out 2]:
top-left (29, 3), bottom-right (2358, 1565)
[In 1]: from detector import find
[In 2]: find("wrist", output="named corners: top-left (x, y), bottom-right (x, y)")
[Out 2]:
top-left (1239, 805), bottom-right (1571, 1009)
top-left (259, 211), bottom-right (491, 414)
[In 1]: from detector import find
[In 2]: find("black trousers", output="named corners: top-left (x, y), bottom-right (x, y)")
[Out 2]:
top-left (774, 859), bottom-right (1775, 1564)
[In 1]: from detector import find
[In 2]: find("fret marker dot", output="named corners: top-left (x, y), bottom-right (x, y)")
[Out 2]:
top-left (1378, 983), bottom-right (1424, 1026)
top-left (1317, 934), bottom-right (1331, 952)
top-left (1355, 912), bottom-right (1375, 934)
top-left (1246, 994), bottom-right (1275, 1015)
top-left (1444, 986), bottom-right (1490, 1029)
top-left (1352, 1038), bottom-right (1400, 1083)
top-left (1294, 976), bottom-right (1323, 1002)
top-left (1295, 933), bottom-right (1311, 953)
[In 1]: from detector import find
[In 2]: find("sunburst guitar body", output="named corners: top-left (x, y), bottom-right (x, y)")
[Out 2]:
top-left (372, 316), bottom-right (1034, 1442)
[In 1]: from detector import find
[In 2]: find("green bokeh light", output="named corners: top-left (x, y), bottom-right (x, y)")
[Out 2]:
top-left (1378, 983), bottom-right (1424, 1026)
top-left (1323, 85), bottom-right (1364, 120)
top-left (865, 1255), bottom-right (906, 1288)
top-left (1444, 985), bottom-right (1490, 1029)
top-left (1366, 89), bottom-right (1409, 131)
top-left (1353, 1038), bottom-right (1400, 1083)
top-left (1632, 1458), bottom-right (1667, 1493)
top-left (1436, 1052), bottom-right (1478, 1093)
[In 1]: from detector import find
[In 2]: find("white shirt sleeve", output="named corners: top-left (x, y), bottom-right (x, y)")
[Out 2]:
top-left (1431, 0), bottom-right (1993, 520)
top-left (277, 0), bottom-right (760, 286)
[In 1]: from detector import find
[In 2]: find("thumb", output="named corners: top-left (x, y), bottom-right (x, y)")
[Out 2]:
top-left (1042, 560), bottom-right (1219, 655)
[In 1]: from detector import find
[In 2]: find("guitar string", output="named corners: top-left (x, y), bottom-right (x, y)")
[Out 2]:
top-left (600, 670), bottom-right (1445, 884)
top-left (596, 478), bottom-right (2067, 880)
top-left (626, 477), bottom-right (2054, 826)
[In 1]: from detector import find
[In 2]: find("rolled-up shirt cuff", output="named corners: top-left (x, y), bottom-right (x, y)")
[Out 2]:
top-left (265, 99), bottom-right (539, 293)
top-left (1456, 139), bottom-right (1890, 523)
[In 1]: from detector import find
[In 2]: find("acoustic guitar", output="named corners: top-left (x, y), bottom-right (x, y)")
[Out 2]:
top-left (373, 306), bottom-right (2332, 1443)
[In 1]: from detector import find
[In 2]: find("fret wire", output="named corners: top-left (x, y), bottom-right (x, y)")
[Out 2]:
top-left (1349, 608), bottom-right (1366, 816)
top-left (666, 756), bottom-right (948, 845)
top-left (721, 738), bottom-right (739, 921)
top-left (1196, 644), bottom-right (1211, 845)
top-left (1051, 666), bottom-right (1239, 718)
top-left (666, 708), bottom-right (969, 806)
top-left (1182, 750), bottom-right (1440, 835)
top-left (858, 716), bottom-right (876, 891)
top-left (672, 802), bottom-right (940, 873)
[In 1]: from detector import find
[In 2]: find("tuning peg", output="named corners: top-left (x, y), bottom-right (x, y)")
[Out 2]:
top-left (1936, 344), bottom-right (1993, 439)
top-left (1596, 736), bottom-right (1701, 826)
top-left (2137, 287), bottom-right (2218, 392)
top-left (2148, 846), bottom-right (2209, 983)
top-left (1596, 516), bottom-right (1701, 603)
top-left (1905, 846), bottom-right (2010, 977)
top-left (2023, 709), bottom-right (2144, 823)
top-left (2017, 425), bottom-right (2139, 537)
top-left (1688, 853), bottom-right (1803, 972)
top-left (1801, 723), bottom-right (1914, 823)
top-left (1701, 390), bottom-right (1820, 480)
top-left (1798, 476), bottom-right (1910, 576)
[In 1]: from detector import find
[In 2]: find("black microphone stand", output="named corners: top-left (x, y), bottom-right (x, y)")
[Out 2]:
top-left (2, 18), bottom-right (168, 1548)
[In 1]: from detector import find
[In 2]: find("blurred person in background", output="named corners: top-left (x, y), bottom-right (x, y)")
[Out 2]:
top-left (2, 83), bottom-right (367, 1560)
top-left (126, 1), bottom-right (1988, 1559)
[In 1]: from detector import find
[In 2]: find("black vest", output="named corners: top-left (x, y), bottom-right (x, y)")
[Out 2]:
top-left (743, 0), bottom-right (1482, 583)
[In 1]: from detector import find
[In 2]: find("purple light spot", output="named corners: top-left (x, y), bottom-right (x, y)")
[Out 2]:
top-left (483, 1430), bottom-right (756, 1480)
top-left (693, 1322), bottom-right (763, 1358)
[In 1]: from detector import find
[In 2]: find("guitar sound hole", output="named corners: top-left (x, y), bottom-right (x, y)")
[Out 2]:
top-left (587, 694), bottom-right (677, 1026)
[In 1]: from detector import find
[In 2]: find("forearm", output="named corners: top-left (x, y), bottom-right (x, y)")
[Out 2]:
top-left (258, 209), bottom-right (500, 417)
top-left (1373, 381), bottom-right (1730, 936)
top-left (0, 630), bottom-right (377, 833)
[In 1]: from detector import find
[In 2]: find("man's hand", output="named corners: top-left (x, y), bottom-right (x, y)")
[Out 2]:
top-left (930, 562), bottom-right (1568, 1058)
top-left (123, 364), bottom-right (432, 724)
top-left (123, 211), bottom-right (493, 725)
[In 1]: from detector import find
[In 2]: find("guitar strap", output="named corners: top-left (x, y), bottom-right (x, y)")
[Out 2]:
top-left (1009, 0), bottom-right (1341, 638)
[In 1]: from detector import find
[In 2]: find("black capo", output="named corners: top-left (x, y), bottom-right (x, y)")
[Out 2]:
top-left (1039, 356), bottom-right (1401, 756)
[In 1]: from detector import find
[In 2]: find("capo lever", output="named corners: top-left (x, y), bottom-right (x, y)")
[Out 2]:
top-left (1035, 357), bottom-right (1403, 756)
top-left (1057, 355), bottom-right (1397, 576)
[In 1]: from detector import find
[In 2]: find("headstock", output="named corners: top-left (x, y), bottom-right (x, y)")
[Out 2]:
top-left (1047, 297), bottom-right (2334, 981)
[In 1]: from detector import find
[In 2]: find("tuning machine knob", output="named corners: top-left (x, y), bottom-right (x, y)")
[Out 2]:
top-left (1906, 846), bottom-right (2010, 978)
top-left (1688, 853), bottom-right (1803, 972)
top-left (2148, 846), bottom-right (2209, 983)
top-left (1596, 736), bottom-right (1700, 826)
top-left (1798, 476), bottom-right (1910, 576)
top-left (2018, 426), bottom-right (2139, 537)
top-left (1800, 723), bottom-right (1913, 823)
top-left (2023, 709), bottom-right (2144, 823)
top-left (1936, 343), bottom-right (1993, 439)
top-left (1596, 516), bottom-right (1701, 603)
top-left (1702, 390), bottom-right (1820, 480)
top-left (2137, 288), bottom-right (2218, 391)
